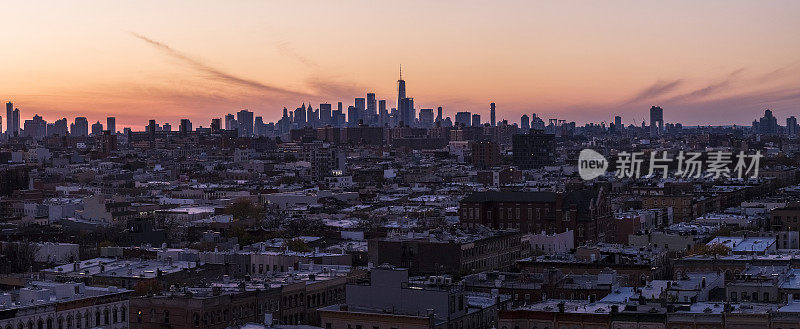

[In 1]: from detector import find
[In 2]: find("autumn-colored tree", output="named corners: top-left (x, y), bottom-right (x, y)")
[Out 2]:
top-left (688, 243), bottom-right (731, 257)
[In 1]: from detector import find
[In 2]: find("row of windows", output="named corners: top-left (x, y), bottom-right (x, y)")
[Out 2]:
top-left (2, 306), bottom-right (126, 329)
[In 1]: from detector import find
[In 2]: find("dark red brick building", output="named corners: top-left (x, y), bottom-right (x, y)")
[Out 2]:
top-left (459, 188), bottom-right (613, 245)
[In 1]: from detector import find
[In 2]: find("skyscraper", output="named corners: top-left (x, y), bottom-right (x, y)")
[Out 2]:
top-left (399, 97), bottom-right (414, 127)
top-left (419, 108), bottom-right (434, 128)
top-left (455, 112), bottom-right (471, 127)
top-left (5, 102), bottom-right (12, 135)
top-left (436, 107), bottom-right (443, 123)
top-left (294, 104), bottom-right (307, 127)
top-left (787, 116), bottom-right (799, 136)
top-left (472, 114), bottom-right (481, 127)
top-left (72, 117), bottom-right (89, 137)
top-left (397, 65), bottom-right (406, 126)
top-left (347, 106), bottom-right (358, 126)
top-left (614, 116), bottom-right (622, 130)
top-left (378, 100), bottom-right (388, 126)
top-left (320, 103), bottom-right (332, 126)
top-left (649, 106), bottom-right (664, 137)
top-left (354, 97), bottom-right (366, 125)
top-left (366, 93), bottom-right (376, 124)
top-left (225, 114), bottom-right (237, 130)
top-left (179, 119), bottom-right (192, 135)
top-left (211, 118), bottom-right (221, 131)
top-left (107, 117), bottom-right (116, 134)
top-left (490, 103), bottom-right (496, 126)
top-left (237, 109), bottom-right (254, 137)
top-left (521, 114), bottom-right (530, 131)
top-left (12, 108), bottom-right (19, 137)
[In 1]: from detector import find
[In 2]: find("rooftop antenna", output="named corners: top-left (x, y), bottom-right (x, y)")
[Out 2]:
top-left (400, 64), bottom-right (402, 80)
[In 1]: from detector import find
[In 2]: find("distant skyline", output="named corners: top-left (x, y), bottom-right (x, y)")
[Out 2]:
top-left (2, 0), bottom-right (800, 129)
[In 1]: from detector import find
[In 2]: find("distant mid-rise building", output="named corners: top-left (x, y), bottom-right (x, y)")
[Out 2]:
top-left (788, 116), bottom-right (799, 136)
top-left (753, 109), bottom-right (779, 135)
top-left (91, 121), bottom-right (103, 136)
top-left (512, 130), bottom-right (555, 169)
top-left (23, 114), bottom-right (47, 139)
top-left (471, 140), bottom-right (500, 169)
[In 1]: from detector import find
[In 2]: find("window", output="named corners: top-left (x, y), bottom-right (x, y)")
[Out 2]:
top-left (164, 310), bottom-right (170, 324)
top-left (325, 323), bottom-right (331, 329)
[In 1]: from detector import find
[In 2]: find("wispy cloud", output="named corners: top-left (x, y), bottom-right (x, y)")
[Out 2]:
top-left (275, 40), bottom-right (319, 68)
top-left (130, 32), bottom-right (310, 97)
top-left (621, 79), bottom-right (683, 105)
top-left (666, 68), bottom-right (745, 103)
top-left (305, 75), bottom-right (366, 99)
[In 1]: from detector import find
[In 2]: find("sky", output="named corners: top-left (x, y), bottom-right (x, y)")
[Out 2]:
top-left (2, 0), bottom-right (800, 130)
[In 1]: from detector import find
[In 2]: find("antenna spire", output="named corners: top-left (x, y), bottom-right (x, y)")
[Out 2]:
top-left (400, 64), bottom-right (402, 80)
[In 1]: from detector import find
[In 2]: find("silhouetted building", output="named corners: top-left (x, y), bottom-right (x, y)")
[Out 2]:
top-left (490, 102), bottom-right (496, 126)
top-left (237, 109), bottom-right (254, 137)
top-left (512, 131), bottom-right (555, 169)
top-left (521, 114), bottom-right (530, 131)
top-left (418, 108), bottom-right (434, 128)
top-left (471, 140), bottom-right (500, 169)
top-left (455, 112), bottom-right (471, 127)
top-left (320, 103), bottom-right (332, 126)
top-left (91, 121), bottom-right (103, 136)
top-left (107, 117), bottom-right (116, 134)
top-left (649, 106), bottom-right (664, 137)
top-left (472, 113), bottom-right (481, 127)
top-left (71, 117), bottom-right (89, 137)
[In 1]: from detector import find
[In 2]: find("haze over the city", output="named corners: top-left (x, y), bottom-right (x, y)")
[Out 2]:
top-left (2, 0), bottom-right (800, 128)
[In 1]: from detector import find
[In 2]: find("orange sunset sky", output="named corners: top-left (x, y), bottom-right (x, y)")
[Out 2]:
top-left (2, 0), bottom-right (800, 130)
